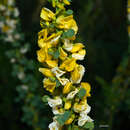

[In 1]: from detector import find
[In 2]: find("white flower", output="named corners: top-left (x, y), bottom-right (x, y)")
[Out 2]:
top-left (78, 115), bottom-right (93, 126)
top-left (10, 58), bottom-right (16, 63)
top-left (58, 77), bottom-right (69, 86)
top-left (0, 5), bottom-right (6, 11)
top-left (48, 97), bottom-right (62, 108)
top-left (14, 8), bottom-right (19, 17)
top-left (70, 65), bottom-right (85, 84)
top-left (49, 121), bottom-right (60, 130)
top-left (17, 72), bottom-right (25, 80)
top-left (5, 10), bottom-right (11, 16)
top-left (72, 49), bottom-right (86, 60)
top-left (63, 39), bottom-right (73, 51)
top-left (21, 85), bottom-right (28, 91)
top-left (5, 35), bottom-right (14, 42)
top-left (0, 22), bottom-right (4, 28)
top-left (80, 104), bottom-right (91, 117)
top-left (67, 88), bottom-right (79, 100)
top-left (20, 47), bottom-right (28, 54)
top-left (14, 34), bottom-right (20, 40)
top-left (51, 67), bottom-right (65, 78)
top-left (7, 0), bottom-right (14, 6)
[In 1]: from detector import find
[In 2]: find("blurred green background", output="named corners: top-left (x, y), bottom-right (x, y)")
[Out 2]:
top-left (0, 0), bottom-right (130, 130)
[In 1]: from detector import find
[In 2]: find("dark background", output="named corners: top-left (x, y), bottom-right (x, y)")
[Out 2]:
top-left (0, 0), bottom-right (130, 130)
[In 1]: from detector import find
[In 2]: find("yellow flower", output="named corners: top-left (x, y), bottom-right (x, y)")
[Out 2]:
top-left (38, 29), bottom-right (48, 48)
top-left (81, 82), bottom-right (91, 97)
top-left (59, 47), bottom-right (68, 60)
top-left (39, 68), bottom-right (54, 77)
top-left (65, 114), bottom-right (75, 125)
top-left (59, 58), bottom-right (76, 72)
top-left (43, 78), bottom-right (56, 93)
top-left (71, 65), bottom-right (85, 84)
top-left (46, 31), bottom-right (62, 46)
top-left (2, 25), bottom-right (10, 33)
top-left (52, 107), bottom-right (64, 115)
top-left (37, 48), bottom-right (45, 63)
top-left (46, 60), bottom-right (58, 68)
top-left (63, 0), bottom-right (70, 5)
top-left (73, 99), bottom-right (87, 113)
top-left (64, 100), bottom-right (72, 110)
top-left (56, 15), bottom-right (78, 34)
top-left (37, 46), bottom-right (52, 63)
top-left (63, 82), bottom-right (72, 94)
top-left (72, 49), bottom-right (86, 60)
top-left (70, 43), bottom-right (85, 53)
top-left (40, 7), bottom-right (55, 21)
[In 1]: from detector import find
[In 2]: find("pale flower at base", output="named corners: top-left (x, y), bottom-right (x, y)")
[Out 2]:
top-left (72, 49), bottom-right (86, 60)
top-left (51, 67), bottom-right (66, 78)
top-left (67, 88), bottom-right (79, 100)
top-left (48, 96), bottom-right (62, 108)
top-left (58, 77), bottom-right (70, 86)
top-left (63, 39), bottom-right (73, 51)
top-left (78, 115), bottom-right (93, 127)
top-left (49, 121), bottom-right (60, 130)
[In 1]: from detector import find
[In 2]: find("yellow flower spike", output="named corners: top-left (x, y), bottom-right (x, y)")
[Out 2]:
top-left (65, 114), bottom-right (75, 125)
top-left (56, 15), bottom-right (78, 34)
top-left (63, 0), bottom-right (70, 5)
top-left (81, 82), bottom-right (91, 97)
top-left (64, 100), bottom-right (72, 110)
top-left (63, 82), bottom-right (72, 94)
top-left (59, 58), bottom-right (76, 72)
top-left (39, 68), bottom-right (54, 77)
top-left (40, 7), bottom-right (55, 21)
top-left (70, 43), bottom-right (85, 53)
top-left (59, 47), bottom-right (68, 60)
top-left (46, 60), bottom-right (58, 68)
top-left (43, 78), bottom-right (56, 93)
top-left (37, 48), bottom-right (46, 63)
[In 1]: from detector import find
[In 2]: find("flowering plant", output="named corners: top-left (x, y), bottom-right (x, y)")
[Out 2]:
top-left (37, 0), bottom-right (94, 129)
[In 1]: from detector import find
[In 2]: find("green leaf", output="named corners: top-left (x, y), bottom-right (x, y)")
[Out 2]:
top-left (54, 49), bottom-right (60, 59)
top-left (56, 79), bottom-right (61, 87)
top-left (78, 88), bottom-right (86, 99)
top-left (66, 9), bottom-right (73, 15)
top-left (83, 122), bottom-right (94, 130)
top-left (42, 95), bottom-right (50, 103)
top-left (56, 111), bottom-right (71, 126)
top-left (62, 29), bottom-right (75, 38)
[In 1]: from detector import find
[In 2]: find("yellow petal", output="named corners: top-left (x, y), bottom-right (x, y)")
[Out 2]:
top-left (37, 48), bottom-right (45, 63)
top-left (71, 65), bottom-right (80, 83)
top-left (43, 78), bottom-right (56, 93)
top-left (46, 60), bottom-right (58, 68)
top-left (56, 15), bottom-right (78, 34)
top-left (71, 43), bottom-right (85, 53)
top-left (63, 0), bottom-right (70, 5)
top-left (63, 82), bottom-right (72, 94)
top-left (59, 47), bottom-right (68, 60)
top-left (38, 29), bottom-right (48, 48)
top-left (65, 114), bottom-right (75, 125)
top-left (39, 68), bottom-right (54, 77)
top-left (40, 8), bottom-right (55, 21)
top-left (59, 58), bottom-right (76, 72)
top-left (64, 100), bottom-right (71, 110)
top-left (81, 82), bottom-right (91, 97)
